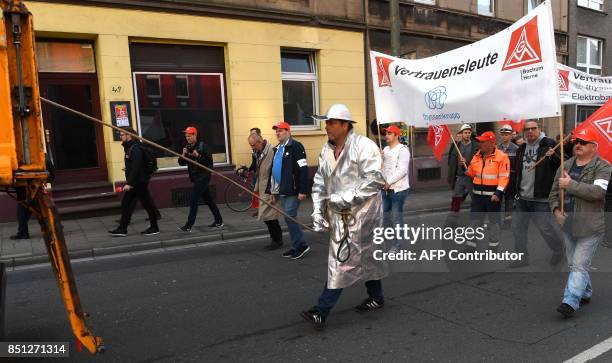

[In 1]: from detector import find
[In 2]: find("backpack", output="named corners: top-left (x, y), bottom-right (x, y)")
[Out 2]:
top-left (141, 146), bottom-right (158, 175)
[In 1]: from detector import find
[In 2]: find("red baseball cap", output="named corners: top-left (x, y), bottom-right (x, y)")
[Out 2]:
top-left (475, 131), bottom-right (496, 143)
top-left (384, 125), bottom-right (401, 136)
top-left (184, 126), bottom-right (198, 135)
top-left (272, 121), bottom-right (291, 131)
top-left (573, 128), bottom-right (598, 143)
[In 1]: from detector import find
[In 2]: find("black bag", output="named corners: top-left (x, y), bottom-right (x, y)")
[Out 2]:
top-left (141, 146), bottom-right (158, 175)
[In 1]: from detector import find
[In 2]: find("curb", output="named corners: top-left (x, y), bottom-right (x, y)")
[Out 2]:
top-left (1, 205), bottom-right (464, 269)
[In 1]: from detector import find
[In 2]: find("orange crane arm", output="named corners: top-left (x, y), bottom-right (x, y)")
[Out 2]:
top-left (0, 0), bottom-right (103, 354)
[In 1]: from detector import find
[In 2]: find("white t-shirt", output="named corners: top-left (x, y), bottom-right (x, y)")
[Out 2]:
top-left (383, 144), bottom-right (410, 192)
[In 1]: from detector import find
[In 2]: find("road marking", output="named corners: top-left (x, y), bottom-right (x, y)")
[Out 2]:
top-left (564, 336), bottom-right (612, 363)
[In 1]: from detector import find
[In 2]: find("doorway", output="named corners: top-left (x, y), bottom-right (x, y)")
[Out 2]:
top-left (39, 74), bottom-right (107, 184)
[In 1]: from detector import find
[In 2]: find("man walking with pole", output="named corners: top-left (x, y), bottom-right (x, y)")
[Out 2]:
top-left (510, 120), bottom-right (564, 267)
top-left (109, 127), bottom-right (159, 236)
top-left (445, 124), bottom-right (478, 227)
top-left (301, 104), bottom-right (387, 330)
top-left (550, 128), bottom-right (611, 317)
top-left (178, 126), bottom-right (224, 232)
top-left (248, 132), bottom-right (283, 250)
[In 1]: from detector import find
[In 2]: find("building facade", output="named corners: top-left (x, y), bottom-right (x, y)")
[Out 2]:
top-left (0, 0), bottom-right (370, 221)
top-left (567, 0), bottom-right (610, 128)
top-left (365, 0), bottom-right (569, 188)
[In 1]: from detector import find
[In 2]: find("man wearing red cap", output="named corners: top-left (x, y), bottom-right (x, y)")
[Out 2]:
top-left (268, 121), bottom-right (310, 259)
top-left (464, 131), bottom-right (510, 250)
top-left (178, 126), bottom-right (223, 232)
top-left (382, 124), bottom-right (410, 252)
top-left (550, 128), bottom-right (611, 318)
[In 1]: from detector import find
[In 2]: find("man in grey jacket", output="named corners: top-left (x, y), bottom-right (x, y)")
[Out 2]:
top-left (550, 128), bottom-right (611, 318)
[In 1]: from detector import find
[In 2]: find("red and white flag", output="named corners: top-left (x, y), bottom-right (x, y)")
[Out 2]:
top-left (572, 99), bottom-right (612, 163)
top-left (427, 125), bottom-right (451, 161)
top-left (499, 119), bottom-right (525, 132)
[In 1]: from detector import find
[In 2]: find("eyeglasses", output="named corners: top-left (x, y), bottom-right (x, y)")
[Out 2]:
top-left (119, 133), bottom-right (127, 137)
top-left (524, 127), bottom-right (538, 131)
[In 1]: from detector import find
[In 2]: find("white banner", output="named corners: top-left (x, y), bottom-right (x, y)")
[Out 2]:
top-left (371, 1), bottom-right (560, 126)
top-left (558, 63), bottom-right (612, 105)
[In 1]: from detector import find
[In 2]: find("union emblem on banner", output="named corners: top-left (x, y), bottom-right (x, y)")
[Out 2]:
top-left (502, 16), bottom-right (542, 71)
top-left (558, 69), bottom-right (570, 91)
top-left (592, 116), bottom-right (612, 144)
top-left (375, 56), bottom-right (393, 87)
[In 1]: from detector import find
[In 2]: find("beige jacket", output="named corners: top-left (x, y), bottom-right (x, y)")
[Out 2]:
top-left (254, 141), bottom-right (281, 221)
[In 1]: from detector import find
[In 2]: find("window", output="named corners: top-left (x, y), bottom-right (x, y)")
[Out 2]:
top-left (414, 0), bottom-right (436, 5)
top-left (36, 41), bottom-right (96, 73)
top-left (577, 36), bottom-right (603, 75)
top-left (477, 0), bottom-right (494, 16)
top-left (527, 0), bottom-right (542, 12)
top-left (134, 73), bottom-right (229, 168)
top-left (281, 51), bottom-right (319, 128)
top-left (576, 105), bottom-right (599, 126)
top-left (175, 75), bottom-right (189, 98)
top-left (145, 75), bottom-right (161, 98)
top-left (130, 43), bottom-right (228, 168)
top-left (577, 0), bottom-right (604, 11)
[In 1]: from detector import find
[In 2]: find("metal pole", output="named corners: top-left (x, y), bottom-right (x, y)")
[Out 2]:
top-left (390, 0), bottom-right (400, 56)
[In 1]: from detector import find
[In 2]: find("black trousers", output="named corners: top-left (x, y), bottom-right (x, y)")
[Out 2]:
top-left (264, 219), bottom-right (283, 244)
top-left (119, 182), bottom-right (158, 228)
top-left (185, 178), bottom-right (222, 228)
top-left (15, 187), bottom-right (32, 236)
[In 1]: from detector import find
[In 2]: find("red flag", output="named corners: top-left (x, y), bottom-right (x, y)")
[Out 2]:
top-left (572, 99), bottom-right (612, 164)
top-left (427, 125), bottom-right (451, 161)
top-left (498, 119), bottom-right (525, 132)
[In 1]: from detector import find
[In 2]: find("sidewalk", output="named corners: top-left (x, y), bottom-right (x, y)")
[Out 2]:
top-left (0, 188), bottom-right (457, 267)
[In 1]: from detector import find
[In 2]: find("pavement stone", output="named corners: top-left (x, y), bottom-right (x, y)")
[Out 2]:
top-left (0, 188), bottom-right (458, 267)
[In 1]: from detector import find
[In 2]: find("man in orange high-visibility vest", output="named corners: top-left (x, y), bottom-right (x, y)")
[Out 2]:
top-left (464, 131), bottom-right (510, 251)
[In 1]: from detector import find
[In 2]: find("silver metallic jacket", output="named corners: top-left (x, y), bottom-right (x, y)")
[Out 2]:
top-left (311, 131), bottom-right (388, 289)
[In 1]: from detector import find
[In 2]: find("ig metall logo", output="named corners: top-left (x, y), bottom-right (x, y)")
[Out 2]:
top-left (425, 86), bottom-right (447, 110)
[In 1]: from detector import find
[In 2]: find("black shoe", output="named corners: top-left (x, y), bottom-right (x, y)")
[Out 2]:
top-left (141, 226), bottom-right (160, 236)
top-left (300, 309), bottom-right (325, 331)
top-left (9, 234), bottom-right (30, 240)
top-left (291, 245), bottom-right (311, 260)
top-left (488, 243), bottom-right (499, 252)
top-left (580, 297), bottom-right (591, 306)
top-left (178, 225), bottom-right (192, 233)
top-left (557, 303), bottom-right (575, 318)
top-left (549, 253), bottom-right (564, 266)
top-left (207, 222), bottom-right (224, 228)
top-left (109, 228), bottom-right (128, 237)
top-left (265, 241), bottom-right (283, 251)
top-left (509, 257), bottom-right (529, 269)
top-left (282, 249), bottom-right (295, 258)
top-left (355, 298), bottom-right (384, 313)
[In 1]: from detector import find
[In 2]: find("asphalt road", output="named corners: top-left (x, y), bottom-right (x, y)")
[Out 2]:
top-left (4, 226), bottom-right (612, 362)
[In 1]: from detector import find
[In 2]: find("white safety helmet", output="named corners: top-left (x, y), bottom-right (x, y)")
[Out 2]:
top-left (459, 124), bottom-right (472, 132)
top-left (313, 104), bottom-right (355, 123)
top-left (499, 124), bottom-right (514, 133)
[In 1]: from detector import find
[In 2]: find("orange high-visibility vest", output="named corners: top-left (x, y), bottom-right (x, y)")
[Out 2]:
top-left (465, 148), bottom-right (510, 196)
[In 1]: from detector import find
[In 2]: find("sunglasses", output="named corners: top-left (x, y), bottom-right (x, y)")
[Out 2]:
top-left (574, 139), bottom-right (593, 146)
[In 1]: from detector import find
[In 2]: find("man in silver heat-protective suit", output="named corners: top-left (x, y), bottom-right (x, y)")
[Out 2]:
top-left (300, 104), bottom-right (388, 330)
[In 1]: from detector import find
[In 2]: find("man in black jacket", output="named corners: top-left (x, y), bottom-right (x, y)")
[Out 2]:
top-left (178, 126), bottom-right (223, 232)
top-left (445, 124), bottom-right (478, 227)
top-left (268, 121), bottom-right (310, 259)
top-left (109, 127), bottom-right (159, 236)
top-left (510, 120), bottom-right (564, 267)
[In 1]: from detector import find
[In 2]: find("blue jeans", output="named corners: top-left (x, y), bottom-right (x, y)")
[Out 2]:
top-left (562, 232), bottom-right (603, 310)
top-left (280, 195), bottom-right (307, 251)
top-left (382, 189), bottom-right (408, 248)
top-left (314, 280), bottom-right (383, 317)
